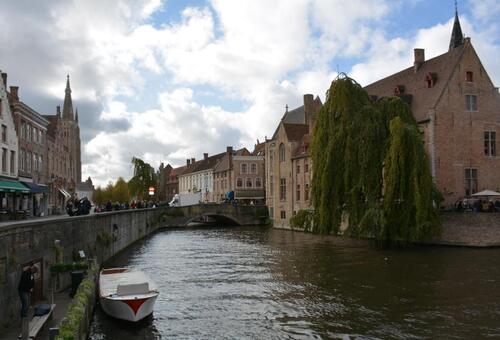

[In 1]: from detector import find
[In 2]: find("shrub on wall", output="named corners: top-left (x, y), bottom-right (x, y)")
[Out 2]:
top-left (56, 263), bottom-right (97, 340)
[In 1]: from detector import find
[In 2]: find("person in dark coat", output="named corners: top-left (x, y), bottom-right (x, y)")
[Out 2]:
top-left (106, 200), bottom-right (112, 212)
top-left (18, 264), bottom-right (37, 318)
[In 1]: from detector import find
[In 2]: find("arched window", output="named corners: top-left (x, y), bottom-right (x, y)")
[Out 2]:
top-left (279, 143), bottom-right (285, 162)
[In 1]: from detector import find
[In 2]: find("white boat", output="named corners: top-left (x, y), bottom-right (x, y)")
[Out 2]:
top-left (99, 268), bottom-right (159, 322)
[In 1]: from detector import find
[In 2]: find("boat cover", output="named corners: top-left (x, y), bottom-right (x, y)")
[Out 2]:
top-left (100, 270), bottom-right (157, 297)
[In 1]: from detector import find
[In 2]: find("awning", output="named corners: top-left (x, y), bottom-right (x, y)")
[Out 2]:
top-left (471, 190), bottom-right (500, 197)
top-left (234, 189), bottom-right (265, 199)
top-left (0, 180), bottom-right (30, 193)
top-left (21, 181), bottom-right (51, 194)
top-left (59, 188), bottom-right (71, 199)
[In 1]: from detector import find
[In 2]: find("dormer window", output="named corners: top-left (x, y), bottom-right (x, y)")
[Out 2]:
top-left (466, 71), bottom-right (473, 82)
top-left (426, 72), bottom-right (438, 88)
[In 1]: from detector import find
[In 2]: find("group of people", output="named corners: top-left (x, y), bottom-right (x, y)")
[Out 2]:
top-left (455, 198), bottom-right (500, 212)
top-left (94, 200), bottom-right (158, 213)
top-left (65, 194), bottom-right (92, 216)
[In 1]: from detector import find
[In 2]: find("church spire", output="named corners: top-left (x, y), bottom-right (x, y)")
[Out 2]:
top-left (449, 1), bottom-right (464, 51)
top-left (62, 74), bottom-right (74, 121)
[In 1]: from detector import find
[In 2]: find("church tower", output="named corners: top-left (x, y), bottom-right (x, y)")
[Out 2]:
top-left (61, 75), bottom-right (82, 187)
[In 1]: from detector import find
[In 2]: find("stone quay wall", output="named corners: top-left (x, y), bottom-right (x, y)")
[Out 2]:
top-left (430, 212), bottom-right (500, 247)
top-left (0, 204), bottom-right (268, 327)
top-left (0, 208), bottom-right (163, 328)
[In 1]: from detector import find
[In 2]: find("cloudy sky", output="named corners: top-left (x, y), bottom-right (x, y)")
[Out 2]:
top-left (0, 0), bottom-right (498, 186)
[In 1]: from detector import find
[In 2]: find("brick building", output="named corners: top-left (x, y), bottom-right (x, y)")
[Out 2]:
top-left (365, 10), bottom-right (500, 206)
top-left (43, 76), bottom-right (82, 213)
top-left (212, 146), bottom-right (265, 203)
top-left (8, 85), bottom-right (51, 216)
top-left (265, 94), bottom-right (322, 227)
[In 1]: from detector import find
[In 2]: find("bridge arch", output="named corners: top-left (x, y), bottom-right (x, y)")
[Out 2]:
top-left (184, 213), bottom-right (241, 226)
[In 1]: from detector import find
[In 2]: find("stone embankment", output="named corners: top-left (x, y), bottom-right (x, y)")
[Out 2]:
top-left (0, 204), bottom-right (268, 330)
top-left (428, 212), bottom-right (500, 247)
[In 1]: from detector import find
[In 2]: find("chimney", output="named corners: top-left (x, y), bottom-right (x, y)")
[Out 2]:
top-left (1, 73), bottom-right (7, 88)
top-left (186, 159), bottom-right (191, 166)
top-left (303, 94), bottom-right (314, 125)
top-left (191, 158), bottom-right (195, 164)
top-left (9, 86), bottom-right (19, 103)
top-left (414, 48), bottom-right (425, 73)
top-left (56, 106), bottom-right (61, 116)
top-left (203, 153), bottom-right (208, 160)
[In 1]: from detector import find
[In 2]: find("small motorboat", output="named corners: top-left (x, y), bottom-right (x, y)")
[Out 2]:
top-left (99, 268), bottom-right (159, 322)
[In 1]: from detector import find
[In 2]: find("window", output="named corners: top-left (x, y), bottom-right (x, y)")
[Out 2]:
top-left (27, 124), bottom-right (31, 141)
top-left (296, 184), bottom-right (301, 201)
top-left (39, 155), bottom-right (43, 172)
top-left (33, 153), bottom-right (37, 171)
top-left (1, 148), bottom-right (6, 172)
top-left (280, 178), bottom-right (286, 201)
top-left (27, 151), bottom-right (31, 172)
top-left (280, 210), bottom-right (286, 219)
top-left (305, 183), bottom-right (310, 201)
top-left (465, 95), bottom-right (477, 111)
top-left (10, 151), bottom-right (14, 174)
top-left (250, 163), bottom-right (257, 174)
top-left (305, 162), bottom-right (309, 173)
top-left (269, 175), bottom-right (274, 196)
top-left (279, 143), bottom-right (285, 162)
top-left (269, 207), bottom-right (274, 219)
top-left (39, 130), bottom-right (42, 144)
top-left (236, 178), bottom-right (243, 188)
top-left (19, 149), bottom-right (25, 171)
top-left (296, 163), bottom-right (300, 174)
top-left (241, 163), bottom-right (247, 174)
top-left (21, 121), bottom-right (25, 139)
top-left (0, 99), bottom-right (2, 117)
top-left (484, 131), bottom-right (496, 157)
top-left (246, 178), bottom-right (253, 188)
top-left (1, 125), bottom-right (6, 143)
top-left (255, 177), bottom-right (262, 188)
top-left (464, 168), bottom-right (478, 196)
top-left (466, 71), bottom-right (473, 82)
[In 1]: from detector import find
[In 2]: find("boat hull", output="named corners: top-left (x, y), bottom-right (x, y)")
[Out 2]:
top-left (100, 294), bottom-right (158, 322)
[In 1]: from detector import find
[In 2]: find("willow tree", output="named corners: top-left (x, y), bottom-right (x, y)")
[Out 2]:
top-left (311, 74), bottom-right (440, 242)
top-left (128, 157), bottom-right (156, 200)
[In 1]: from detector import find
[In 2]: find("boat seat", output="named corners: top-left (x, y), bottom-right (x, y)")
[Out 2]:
top-left (116, 282), bottom-right (149, 296)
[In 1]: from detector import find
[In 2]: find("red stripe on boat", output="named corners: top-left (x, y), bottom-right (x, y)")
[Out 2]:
top-left (123, 298), bottom-right (148, 315)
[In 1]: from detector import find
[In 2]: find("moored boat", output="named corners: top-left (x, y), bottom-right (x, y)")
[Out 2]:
top-left (99, 268), bottom-right (159, 322)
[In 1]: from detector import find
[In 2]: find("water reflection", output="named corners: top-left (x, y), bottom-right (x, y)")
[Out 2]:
top-left (90, 227), bottom-right (500, 339)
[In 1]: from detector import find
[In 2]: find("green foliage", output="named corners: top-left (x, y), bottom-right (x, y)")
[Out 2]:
top-left (56, 264), bottom-right (97, 340)
top-left (50, 262), bottom-right (88, 274)
top-left (290, 210), bottom-right (313, 231)
top-left (311, 74), bottom-right (441, 243)
top-left (93, 177), bottom-right (131, 204)
top-left (96, 231), bottom-right (116, 246)
top-left (128, 157), bottom-right (156, 201)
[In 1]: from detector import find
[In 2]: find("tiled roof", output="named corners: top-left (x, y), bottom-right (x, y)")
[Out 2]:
top-left (283, 123), bottom-right (309, 141)
top-left (214, 148), bottom-right (249, 173)
top-left (364, 44), bottom-right (465, 121)
top-left (43, 114), bottom-right (59, 139)
top-left (292, 133), bottom-right (311, 159)
top-left (252, 142), bottom-right (266, 156)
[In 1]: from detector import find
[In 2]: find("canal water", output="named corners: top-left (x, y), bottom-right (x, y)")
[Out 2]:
top-left (90, 226), bottom-right (500, 339)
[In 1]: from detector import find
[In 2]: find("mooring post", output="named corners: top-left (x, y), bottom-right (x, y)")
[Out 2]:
top-left (49, 327), bottom-right (59, 340)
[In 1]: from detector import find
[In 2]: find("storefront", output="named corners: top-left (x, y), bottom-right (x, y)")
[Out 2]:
top-left (20, 181), bottom-right (51, 217)
top-left (0, 179), bottom-right (31, 220)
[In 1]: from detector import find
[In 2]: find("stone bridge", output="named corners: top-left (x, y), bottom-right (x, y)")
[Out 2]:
top-left (159, 203), bottom-right (269, 227)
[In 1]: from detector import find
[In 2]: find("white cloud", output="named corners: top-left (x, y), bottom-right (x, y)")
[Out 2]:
top-left (0, 0), bottom-right (498, 186)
